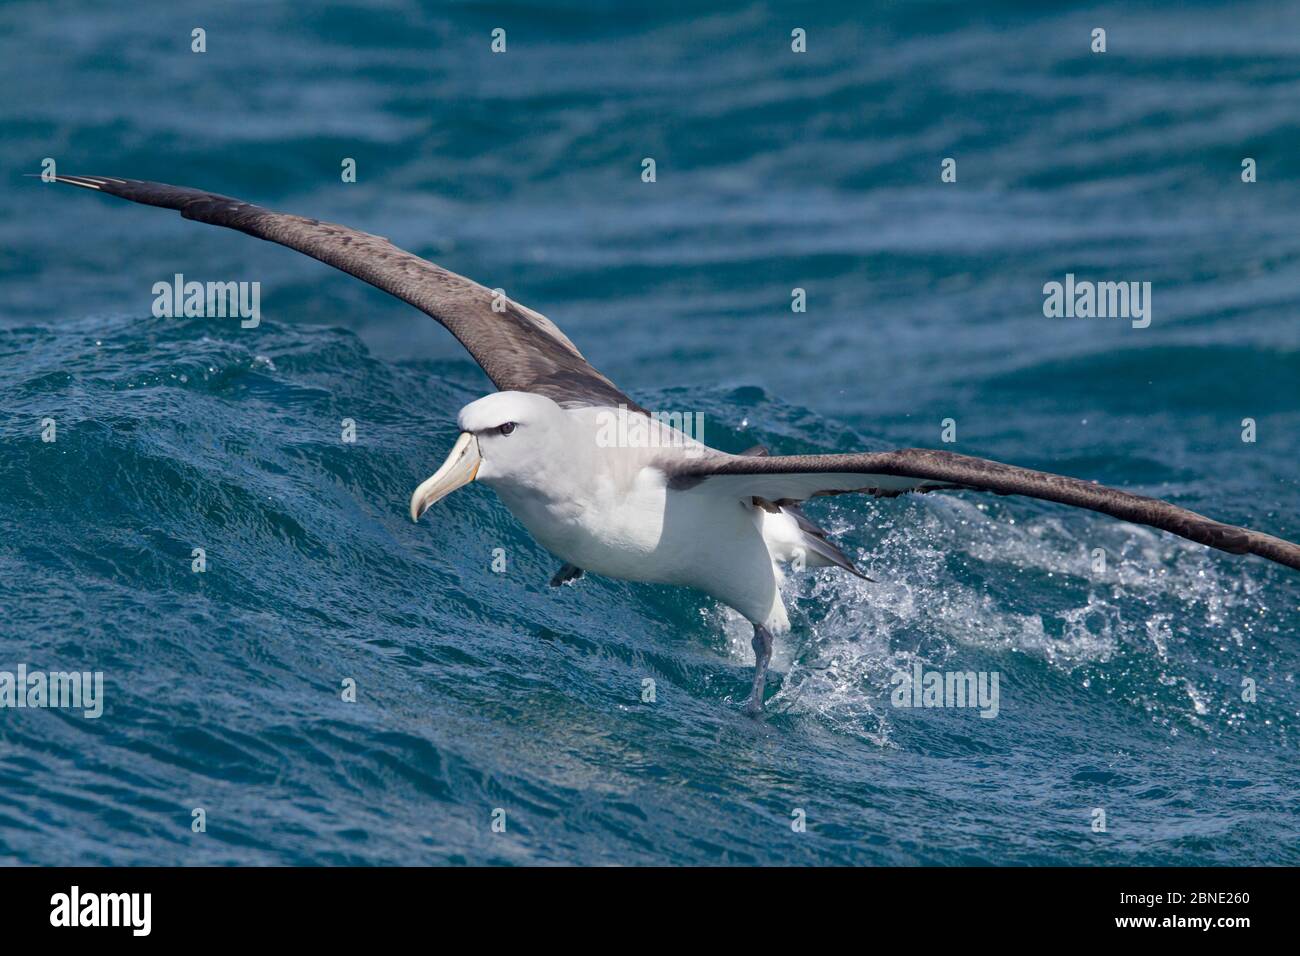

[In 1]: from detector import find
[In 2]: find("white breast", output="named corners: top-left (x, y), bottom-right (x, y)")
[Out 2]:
top-left (483, 407), bottom-right (789, 632)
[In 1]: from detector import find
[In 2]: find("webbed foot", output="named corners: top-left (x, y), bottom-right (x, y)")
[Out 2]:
top-left (549, 564), bottom-right (584, 587)
top-left (745, 624), bottom-right (774, 716)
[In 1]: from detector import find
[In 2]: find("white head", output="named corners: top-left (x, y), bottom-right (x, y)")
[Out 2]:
top-left (409, 391), bottom-right (567, 520)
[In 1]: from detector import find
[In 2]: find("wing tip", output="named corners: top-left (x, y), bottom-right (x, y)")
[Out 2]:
top-left (34, 174), bottom-right (133, 192)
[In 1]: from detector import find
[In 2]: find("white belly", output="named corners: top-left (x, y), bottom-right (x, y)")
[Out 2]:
top-left (491, 467), bottom-right (788, 632)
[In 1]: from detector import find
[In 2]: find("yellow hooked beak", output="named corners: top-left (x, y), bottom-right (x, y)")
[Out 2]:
top-left (410, 432), bottom-right (481, 521)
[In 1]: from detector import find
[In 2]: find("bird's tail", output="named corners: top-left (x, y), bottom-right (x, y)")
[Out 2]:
top-left (742, 444), bottom-right (872, 581)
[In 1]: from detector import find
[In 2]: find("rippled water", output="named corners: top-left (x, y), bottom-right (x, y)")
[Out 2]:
top-left (1, 1), bottom-right (1298, 865)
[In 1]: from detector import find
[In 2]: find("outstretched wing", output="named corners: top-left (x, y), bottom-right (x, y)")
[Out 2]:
top-left (46, 175), bottom-right (645, 413)
top-left (665, 447), bottom-right (1300, 570)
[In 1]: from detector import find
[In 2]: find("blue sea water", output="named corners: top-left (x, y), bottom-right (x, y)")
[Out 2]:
top-left (1, 0), bottom-right (1298, 865)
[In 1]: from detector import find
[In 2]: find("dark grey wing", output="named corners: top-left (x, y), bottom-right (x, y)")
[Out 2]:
top-left (666, 447), bottom-right (1300, 571)
top-left (47, 175), bottom-right (645, 413)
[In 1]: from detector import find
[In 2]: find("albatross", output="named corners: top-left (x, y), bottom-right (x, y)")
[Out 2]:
top-left (48, 175), bottom-right (1300, 714)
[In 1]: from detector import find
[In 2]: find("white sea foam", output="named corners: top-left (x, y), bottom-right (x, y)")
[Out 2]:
top-left (712, 494), bottom-right (1269, 741)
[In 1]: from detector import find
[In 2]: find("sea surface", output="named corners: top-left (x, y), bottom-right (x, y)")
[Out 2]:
top-left (1, 0), bottom-right (1298, 865)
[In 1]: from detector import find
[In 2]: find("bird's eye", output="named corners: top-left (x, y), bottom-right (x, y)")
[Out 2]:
top-left (498, 422), bottom-right (516, 436)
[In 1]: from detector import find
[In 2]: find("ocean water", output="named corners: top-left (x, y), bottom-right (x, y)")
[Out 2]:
top-left (1, 0), bottom-right (1298, 865)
